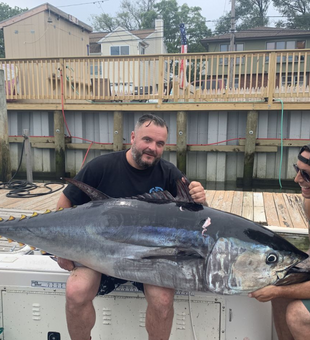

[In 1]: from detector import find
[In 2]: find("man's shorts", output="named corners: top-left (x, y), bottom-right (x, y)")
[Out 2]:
top-left (97, 274), bottom-right (144, 295)
top-left (302, 299), bottom-right (310, 312)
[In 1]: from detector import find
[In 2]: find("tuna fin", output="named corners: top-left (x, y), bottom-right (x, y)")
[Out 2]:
top-left (175, 176), bottom-right (194, 202)
top-left (63, 178), bottom-right (110, 201)
top-left (134, 177), bottom-right (203, 211)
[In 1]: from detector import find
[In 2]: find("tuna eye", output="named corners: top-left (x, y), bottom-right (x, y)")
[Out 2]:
top-left (266, 253), bottom-right (278, 264)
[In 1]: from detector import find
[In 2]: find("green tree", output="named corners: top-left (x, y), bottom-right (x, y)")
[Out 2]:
top-left (91, 0), bottom-right (211, 53)
top-left (0, 3), bottom-right (28, 57)
top-left (214, 0), bottom-right (270, 35)
top-left (92, 0), bottom-right (157, 31)
top-left (272, 0), bottom-right (310, 29)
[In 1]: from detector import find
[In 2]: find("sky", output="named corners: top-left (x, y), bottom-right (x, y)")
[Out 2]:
top-left (8, 0), bottom-right (280, 31)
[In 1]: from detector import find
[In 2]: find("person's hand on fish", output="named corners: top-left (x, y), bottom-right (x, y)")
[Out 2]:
top-left (248, 285), bottom-right (279, 302)
top-left (186, 179), bottom-right (207, 205)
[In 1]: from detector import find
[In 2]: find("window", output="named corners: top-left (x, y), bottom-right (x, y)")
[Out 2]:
top-left (220, 43), bottom-right (244, 52)
top-left (90, 64), bottom-right (102, 76)
top-left (110, 46), bottom-right (129, 56)
top-left (267, 41), bottom-right (301, 50)
top-left (282, 73), bottom-right (304, 87)
top-left (220, 44), bottom-right (244, 65)
top-left (266, 40), bottom-right (305, 63)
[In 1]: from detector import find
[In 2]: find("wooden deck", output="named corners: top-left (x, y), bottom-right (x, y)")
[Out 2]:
top-left (0, 184), bottom-right (308, 229)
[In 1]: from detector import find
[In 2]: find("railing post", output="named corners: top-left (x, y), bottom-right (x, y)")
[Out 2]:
top-left (59, 58), bottom-right (66, 102)
top-left (113, 111), bottom-right (123, 151)
top-left (0, 69), bottom-right (11, 182)
top-left (54, 110), bottom-right (66, 179)
top-left (243, 110), bottom-right (258, 188)
top-left (157, 56), bottom-right (164, 106)
top-left (176, 111), bottom-right (187, 174)
top-left (267, 52), bottom-right (276, 105)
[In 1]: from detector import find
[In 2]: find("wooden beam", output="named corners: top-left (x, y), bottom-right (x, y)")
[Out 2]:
top-left (243, 110), bottom-right (258, 188)
top-left (7, 101), bottom-right (310, 112)
top-left (113, 111), bottom-right (123, 152)
top-left (54, 110), bottom-right (66, 179)
top-left (176, 111), bottom-right (187, 174)
top-left (0, 70), bottom-right (11, 182)
top-left (23, 129), bottom-right (33, 183)
top-left (239, 139), bottom-right (310, 147)
top-left (28, 142), bottom-right (276, 153)
top-left (188, 145), bottom-right (277, 152)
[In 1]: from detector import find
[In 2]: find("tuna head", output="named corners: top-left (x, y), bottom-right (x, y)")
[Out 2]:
top-left (206, 228), bottom-right (308, 295)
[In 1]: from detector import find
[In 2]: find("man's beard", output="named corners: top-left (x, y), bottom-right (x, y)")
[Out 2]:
top-left (131, 145), bottom-right (160, 169)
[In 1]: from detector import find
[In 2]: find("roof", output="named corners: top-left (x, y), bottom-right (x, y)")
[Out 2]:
top-left (0, 3), bottom-right (92, 32)
top-left (89, 28), bottom-right (156, 54)
top-left (202, 27), bottom-right (310, 44)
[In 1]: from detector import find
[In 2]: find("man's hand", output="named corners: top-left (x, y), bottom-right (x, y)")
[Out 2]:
top-left (248, 285), bottom-right (280, 302)
top-left (57, 257), bottom-right (75, 271)
top-left (188, 180), bottom-right (207, 205)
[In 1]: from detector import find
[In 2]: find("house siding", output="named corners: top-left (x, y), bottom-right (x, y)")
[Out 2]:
top-left (4, 11), bottom-right (89, 58)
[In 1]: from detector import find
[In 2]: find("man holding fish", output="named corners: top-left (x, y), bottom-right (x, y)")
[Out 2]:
top-left (250, 143), bottom-right (310, 340)
top-left (56, 114), bottom-right (207, 340)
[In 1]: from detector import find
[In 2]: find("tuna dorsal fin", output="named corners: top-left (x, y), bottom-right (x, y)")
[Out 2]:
top-left (175, 176), bottom-right (195, 202)
top-left (133, 177), bottom-right (203, 212)
top-left (63, 178), bottom-right (110, 201)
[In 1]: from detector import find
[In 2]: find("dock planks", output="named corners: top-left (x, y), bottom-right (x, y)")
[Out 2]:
top-left (0, 185), bottom-right (308, 229)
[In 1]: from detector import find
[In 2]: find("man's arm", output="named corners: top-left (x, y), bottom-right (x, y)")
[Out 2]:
top-left (57, 193), bottom-right (73, 210)
top-left (249, 280), bottom-right (310, 302)
top-left (303, 198), bottom-right (310, 222)
top-left (56, 193), bottom-right (75, 271)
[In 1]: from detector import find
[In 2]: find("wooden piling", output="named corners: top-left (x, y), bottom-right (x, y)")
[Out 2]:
top-left (54, 110), bottom-right (66, 179)
top-left (0, 70), bottom-right (11, 182)
top-left (243, 110), bottom-right (258, 188)
top-left (176, 111), bottom-right (187, 174)
top-left (113, 111), bottom-right (123, 152)
top-left (23, 129), bottom-right (33, 183)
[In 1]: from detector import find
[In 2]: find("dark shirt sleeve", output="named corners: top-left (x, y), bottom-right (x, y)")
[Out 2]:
top-left (63, 158), bottom-right (101, 205)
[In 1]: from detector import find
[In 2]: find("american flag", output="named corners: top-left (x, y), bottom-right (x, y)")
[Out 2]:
top-left (179, 23), bottom-right (187, 89)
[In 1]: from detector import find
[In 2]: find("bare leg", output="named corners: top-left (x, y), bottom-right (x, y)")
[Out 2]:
top-left (144, 284), bottom-right (175, 340)
top-left (272, 298), bottom-right (294, 340)
top-left (65, 267), bottom-right (101, 340)
top-left (286, 300), bottom-right (310, 340)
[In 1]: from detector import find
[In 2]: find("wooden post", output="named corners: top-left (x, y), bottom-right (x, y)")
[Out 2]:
top-left (267, 52), bottom-right (276, 105)
top-left (113, 111), bottom-right (123, 152)
top-left (23, 129), bottom-right (33, 183)
top-left (157, 56), bottom-right (164, 106)
top-left (176, 111), bottom-right (187, 174)
top-left (54, 110), bottom-right (66, 179)
top-left (243, 110), bottom-right (258, 188)
top-left (0, 69), bottom-right (11, 182)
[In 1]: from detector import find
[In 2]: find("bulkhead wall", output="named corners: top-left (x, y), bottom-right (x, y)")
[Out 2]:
top-left (7, 110), bottom-right (310, 183)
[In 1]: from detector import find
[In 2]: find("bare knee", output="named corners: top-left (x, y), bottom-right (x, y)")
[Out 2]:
top-left (286, 300), bottom-right (310, 334)
top-left (144, 285), bottom-right (174, 317)
top-left (66, 268), bottom-right (101, 308)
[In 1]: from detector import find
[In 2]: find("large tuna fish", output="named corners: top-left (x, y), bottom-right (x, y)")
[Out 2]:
top-left (0, 178), bottom-right (308, 295)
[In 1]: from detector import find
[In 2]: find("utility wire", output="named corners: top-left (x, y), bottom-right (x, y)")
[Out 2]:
top-left (58, 0), bottom-right (107, 8)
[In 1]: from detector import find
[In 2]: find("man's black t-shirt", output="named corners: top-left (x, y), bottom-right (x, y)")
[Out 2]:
top-left (62, 150), bottom-right (183, 295)
top-left (63, 150), bottom-right (182, 204)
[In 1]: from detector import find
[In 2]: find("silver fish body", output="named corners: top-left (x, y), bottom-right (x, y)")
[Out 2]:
top-left (0, 194), bottom-right (307, 295)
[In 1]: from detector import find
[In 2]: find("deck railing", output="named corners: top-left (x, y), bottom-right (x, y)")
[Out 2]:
top-left (2, 49), bottom-right (310, 104)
